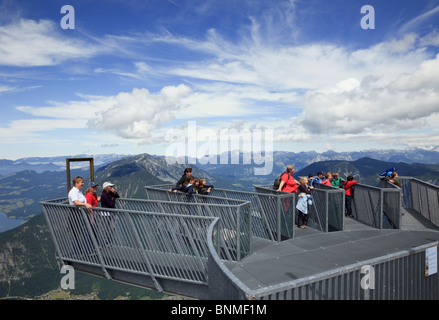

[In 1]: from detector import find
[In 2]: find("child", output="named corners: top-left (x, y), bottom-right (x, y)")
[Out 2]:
top-left (297, 177), bottom-right (313, 229)
top-left (169, 176), bottom-right (192, 193)
top-left (322, 172), bottom-right (333, 186)
top-left (331, 173), bottom-right (344, 188)
top-left (181, 176), bottom-right (196, 194)
top-left (198, 178), bottom-right (214, 195)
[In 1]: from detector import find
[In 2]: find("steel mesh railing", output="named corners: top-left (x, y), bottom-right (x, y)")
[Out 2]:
top-left (352, 183), bottom-right (401, 229)
top-left (41, 200), bottom-right (220, 288)
top-left (145, 184), bottom-right (296, 242)
top-left (115, 197), bottom-right (251, 261)
top-left (254, 184), bottom-right (344, 233)
top-left (306, 183), bottom-right (344, 232)
top-left (399, 177), bottom-right (439, 227)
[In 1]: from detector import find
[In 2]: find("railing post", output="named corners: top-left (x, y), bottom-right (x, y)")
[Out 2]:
top-left (379, 189), bottom-right (384, 230)
top-left (324, 191), bottom-right (329, 232)
top-left (236, 205), bottom-right (241, 261)
top-left (277, 195), bottom-right (282, 242)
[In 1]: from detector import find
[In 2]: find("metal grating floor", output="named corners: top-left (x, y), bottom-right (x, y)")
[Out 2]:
top-left (228, 209), bottom-right (439, 291)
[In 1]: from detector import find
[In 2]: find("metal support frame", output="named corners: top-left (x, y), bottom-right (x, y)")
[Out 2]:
top-left (66, 157), bottom-right (95, 196)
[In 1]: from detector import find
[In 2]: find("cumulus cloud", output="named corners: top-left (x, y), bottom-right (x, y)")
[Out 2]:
top-left (296, 54), bottom-right (439, 139)
top-left (87, 84), bottom-right (193, 142)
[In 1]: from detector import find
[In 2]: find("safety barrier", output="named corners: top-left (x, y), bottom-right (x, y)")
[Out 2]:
top-left (254, 184), bottom-right (344, 233)
top-left (398, 177), bottom-right (439, 228)
top-left (145, 184), bottom-right (296, 242)
top-left (41, 198), bottom-right (226, 296)
top-left (40, 175), bottom-right (439, 300)
top-left (115, 197), bottom-right (251, 261)
top-left (352, 183), bottom-right (401, 229)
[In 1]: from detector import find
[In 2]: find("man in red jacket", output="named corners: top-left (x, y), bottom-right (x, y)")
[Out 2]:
top-left (344, 176), bottom-right (358, 218)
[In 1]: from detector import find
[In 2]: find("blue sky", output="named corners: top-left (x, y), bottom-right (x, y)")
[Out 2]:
top-left (1, 0), bottom-right (439, 160)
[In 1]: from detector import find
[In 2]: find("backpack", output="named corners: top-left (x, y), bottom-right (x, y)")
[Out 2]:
top-left (273, 172), bottom-right (288, 190)
top-left (379, 167), bottom-right (395, 178)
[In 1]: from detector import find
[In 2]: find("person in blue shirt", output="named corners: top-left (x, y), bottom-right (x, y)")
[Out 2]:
top-left (311, 171), bottom-right (324, 187)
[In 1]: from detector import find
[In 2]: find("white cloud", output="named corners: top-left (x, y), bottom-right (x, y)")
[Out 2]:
top-left (88, 85), bottom-right (193, 142)
top-left (0, 19), bottom-right (103, 67)
top-left (16, 95), bottom-right (117, 120)
top-left (2, 4), bottom-right (439, 156)
top-left (0, 119), bottom-right (82, 139)
top-left (296, 54), bottom-right (439, 142)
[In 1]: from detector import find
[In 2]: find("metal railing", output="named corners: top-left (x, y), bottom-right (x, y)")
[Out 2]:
top-left (399, 177), bottom-right (439, 228)
top-left (115, 197), bottom-right (251, 261)
top-left (254, 184), bottom-right (344, 233)
top-left (145, 184), bottom-right (296, 242)
top-left (40, 175), bottom-right (439, 300)
top-left (311, 184), bottom-right (345, 232)
top-left (351, 183), bottom-right (401, 229)
top-left (41, 199), bottom-right (224, 293)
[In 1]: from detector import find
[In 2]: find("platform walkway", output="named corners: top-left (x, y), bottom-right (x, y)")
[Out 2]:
top-left (223, 212), bottom-right (439, 294)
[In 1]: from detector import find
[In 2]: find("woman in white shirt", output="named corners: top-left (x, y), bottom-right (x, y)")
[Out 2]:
top-left (68, 176), bottom-right (92, 210)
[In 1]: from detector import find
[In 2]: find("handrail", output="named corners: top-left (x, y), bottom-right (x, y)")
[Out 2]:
top-left (145, 184), bottom-right (296, 242)
top-left (115, 197), bottom-right (251, 261)
top-left (206, 219), bottom-right (253, 300)
top-left (41, 175), bottom-right (439, 300)
top-left (399, 176), bottom-right (439, 227)
top-left (350, 183), bottom-right (401, 229)
top-left (254, 184), bottom-right (344, 233)
top-left (40, 200), bottom-right (218, 291)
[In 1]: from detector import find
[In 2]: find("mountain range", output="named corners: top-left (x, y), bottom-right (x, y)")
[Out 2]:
top-left (2, 147), bottom-right (439, 177)
top-left (1, 149), bottom-right (439, 299)
top-left (2, 149), bottom-right (439, 224)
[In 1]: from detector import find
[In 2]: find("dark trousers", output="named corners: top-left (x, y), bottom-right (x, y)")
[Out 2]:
top-left (345, 195), bottom-right (353, 217)
top-left (297, 210), bottom-right (309, 226)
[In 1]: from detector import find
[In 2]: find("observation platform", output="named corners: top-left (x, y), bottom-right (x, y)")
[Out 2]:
top-left (224, 209), bottom-right (439, 298)
top-left (40, 177), bottom-right (439, 300)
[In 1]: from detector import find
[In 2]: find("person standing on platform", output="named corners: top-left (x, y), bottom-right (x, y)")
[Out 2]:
top-left (276, 164), bottom-right (300, 193)
top-left (344, 176), bottom-right (358, 218)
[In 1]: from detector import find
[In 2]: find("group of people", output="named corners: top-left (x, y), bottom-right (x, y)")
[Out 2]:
top-left (308, 171), bottom-right (345, 188)
top-left (68, 176), bottom-right (120, 247)
top-left (275, 165), bottom-right (359, 228)
top-left (168, 167), bottom-right (214, 196)
top-left (68, 176), bottom-right (120, 210)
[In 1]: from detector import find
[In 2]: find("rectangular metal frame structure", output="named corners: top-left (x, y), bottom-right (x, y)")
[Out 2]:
top-left (66, 158), bottom-right (95, 195)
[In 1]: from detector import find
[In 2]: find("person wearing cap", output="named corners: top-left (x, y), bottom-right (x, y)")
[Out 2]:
top-left (85, 182), bottom-right (100, 208)
top-left (100, 182), bottom-right (120, 208)
top-left (99, 182), bottom-right (119, 246)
